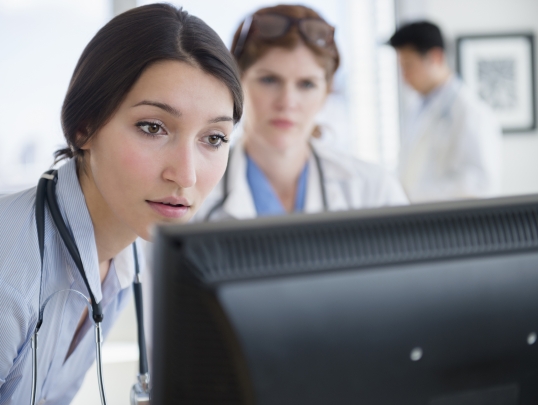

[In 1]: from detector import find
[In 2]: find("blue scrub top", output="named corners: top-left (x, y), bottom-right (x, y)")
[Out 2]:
top-left (246, 154), bottom-right (309, 216)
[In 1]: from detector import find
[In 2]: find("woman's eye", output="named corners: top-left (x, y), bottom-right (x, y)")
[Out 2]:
top-left (204, 134), bottom-right (229, 149)
top-left (136, 121), bottom-right (166, 136)
top-left (299, 80), bottom-right (316, 89)
top-left (260, 76), bottom-right (277, 84)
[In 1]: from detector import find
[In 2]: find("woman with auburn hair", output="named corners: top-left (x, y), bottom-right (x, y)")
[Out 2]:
top-left (0, 4), bottom-right (241, 404)
top-left (197, 4), bottom-right (407, 221)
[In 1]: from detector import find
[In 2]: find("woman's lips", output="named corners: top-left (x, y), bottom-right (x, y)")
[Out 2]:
top-left (270, 119), bottom-right (294, 129)
top-left (147, 201), bottom-right (190, 219)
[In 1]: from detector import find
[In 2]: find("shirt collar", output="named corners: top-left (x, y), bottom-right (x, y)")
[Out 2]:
top-left (246, 152), bottom-right (309, 216)
top-left (56, 159), bottom-right (102, 303)
top-left (246, 154), bottom-right (286, 216)
top-left (112, 241), bottom-right (139, 290)
top-left (55, 159), bottom-right (135, 302)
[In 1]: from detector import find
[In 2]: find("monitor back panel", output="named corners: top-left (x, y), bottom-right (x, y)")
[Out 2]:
top-left (218, 251), bottom-right (538, 404)
top-left (152, 197), bottom-right (538, 405)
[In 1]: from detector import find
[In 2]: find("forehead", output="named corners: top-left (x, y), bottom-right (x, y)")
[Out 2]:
top-left (397, 46), bottom-right (426, 62)
top-left (123, 60), bottom-right (234, 115)
top-left (248, 45), bottom-right (326, 78)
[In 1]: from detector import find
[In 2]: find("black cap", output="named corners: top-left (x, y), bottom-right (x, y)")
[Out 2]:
top-left (389, 21), bottom-right (444, 54)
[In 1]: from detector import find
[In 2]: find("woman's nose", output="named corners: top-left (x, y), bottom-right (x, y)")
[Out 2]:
top-left (161, 143), bottom-right (197, 189)
top-left (275, 83), bottom-right (299, 111)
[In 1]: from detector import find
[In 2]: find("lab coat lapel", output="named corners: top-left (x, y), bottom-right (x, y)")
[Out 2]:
top-left (305, 141), bottom-right (351, 212)
top-left (304, 150), bottom-right (324, 213)
top-left (399, 79), bottom-right (458, 192)
top-left (222, 141), bottom-right (257, 219)
top-left (400, 115), bottom-right (437, 193)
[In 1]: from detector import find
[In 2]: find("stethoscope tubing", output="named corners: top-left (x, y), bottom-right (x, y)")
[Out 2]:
top-left (30, 288), bottom-right (99, 405)
top-left (31, 171), bottom-right (147, 405)
top-left (30, 332), bottom-right (38, 405)
top-left (95, 323), bottom-right (107, 405)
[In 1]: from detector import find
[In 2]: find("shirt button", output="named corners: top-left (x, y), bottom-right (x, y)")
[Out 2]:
top-left (37, 399), bottom-right (46, 405)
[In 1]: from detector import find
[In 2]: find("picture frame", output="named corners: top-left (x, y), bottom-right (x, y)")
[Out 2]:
top-left (456, 33), bottom-right (536, 133)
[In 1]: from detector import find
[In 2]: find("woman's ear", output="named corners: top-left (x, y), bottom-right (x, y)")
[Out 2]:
top-left (76, 129), bottom-right (92, 151)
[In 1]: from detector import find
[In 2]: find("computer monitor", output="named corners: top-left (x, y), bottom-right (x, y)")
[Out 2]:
top-left (151, 196), bottom-right (538, 405)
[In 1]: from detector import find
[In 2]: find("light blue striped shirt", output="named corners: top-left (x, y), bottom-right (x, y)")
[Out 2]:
top-left (0, 158), bottom-right (138, 404)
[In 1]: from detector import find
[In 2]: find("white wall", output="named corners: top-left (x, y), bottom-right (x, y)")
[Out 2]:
top-left (346, 0), bottom-right (401, 170)
top-left (0, 0), bottom-right (111, 193)
top-left (397, 0), bottom-right (538, 196)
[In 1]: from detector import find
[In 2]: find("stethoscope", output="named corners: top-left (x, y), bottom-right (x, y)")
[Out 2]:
top-left (204, 143), bottom-right (329, 221)
top-left (32, 170), bottom-right (150, 405)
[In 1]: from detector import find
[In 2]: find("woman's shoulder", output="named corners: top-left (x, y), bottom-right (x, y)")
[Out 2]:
top-left (0, 186), bottom-right (38, 236)
top-left (0, 186), bottom-right (41, 303)
top-left (0, 190), bottom-right (39, 392)
top-left (312, 139), bottom-right (390, 181)
top-left (311, 139), bottom-right (408, 206)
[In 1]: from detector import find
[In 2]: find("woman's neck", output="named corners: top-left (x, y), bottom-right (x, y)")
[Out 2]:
top-left (244, 135), bottom-right (310, 212)
top-left (78, 160), bottom-right (137, 282)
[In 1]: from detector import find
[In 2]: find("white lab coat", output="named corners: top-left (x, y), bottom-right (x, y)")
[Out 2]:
top-left (399, 76), bottom-right (502, 203)
top-left (195, 137), bottom-right (408, 222)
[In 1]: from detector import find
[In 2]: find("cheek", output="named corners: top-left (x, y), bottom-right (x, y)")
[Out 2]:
top-left (196, 150), bottom-right (228, 199)
top-left (413, 64), bottom-right (427, 79)
top-left (92, 127), bottom-right (155, 196)
top-left (116, 138), bottom-right (152, 180)
top-left (303, 92), bottom-right (326, 118)
top-left (403, 64), bottom-right (418, 79)
top-left (247, 86), bottom-right (273, 117)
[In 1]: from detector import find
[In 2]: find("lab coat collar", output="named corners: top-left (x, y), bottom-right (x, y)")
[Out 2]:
top-left (222, 140), bottom-right (258, 219)
top-left (419, 75), bottom-right (460, 120)
top-left (399, 75), bottom-right (463, 195)
top-left (404, 75), bottom-right (461, 152)
top-left (304, 141), bottom-right (325, 213)
top-left (222, 139), bottom-right (326, 218)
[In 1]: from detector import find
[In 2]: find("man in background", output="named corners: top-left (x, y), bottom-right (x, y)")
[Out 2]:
top-left (389, 21), bottom-right (502, 203)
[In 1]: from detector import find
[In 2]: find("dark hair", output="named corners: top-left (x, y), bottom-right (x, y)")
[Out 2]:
top-left (56, 3), bottom-right (243, 162)
top-left (389, 21), bottom-right (444, 54)
top-left (230, 4), bottom-right (340, 84)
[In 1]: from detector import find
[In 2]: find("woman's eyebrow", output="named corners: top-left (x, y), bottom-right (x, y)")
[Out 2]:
top-left (208, 116), bottom-right (234, 124)
top-left (132, 100), bottom-right (181, 118)
top-left (133, 100), bottom-right (232, 123)
top-left (256, 68), bottom-right (281, 77)
top-left (256, 68), bottom-right (323, 81)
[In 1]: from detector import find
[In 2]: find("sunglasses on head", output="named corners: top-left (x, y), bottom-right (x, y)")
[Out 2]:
top-left (233, 13), bottom-right (335, 59)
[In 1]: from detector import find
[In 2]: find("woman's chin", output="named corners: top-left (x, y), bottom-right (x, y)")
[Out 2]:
top-left (261, 132), bottom-right (306, 152)
top-left (142, 214), bottom-right (194, 241)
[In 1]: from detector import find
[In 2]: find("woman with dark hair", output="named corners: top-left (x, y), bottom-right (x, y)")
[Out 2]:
top-left (0, 4), bottom-right (241, 404)
top-left (197, 4), bottom-right (407, 222)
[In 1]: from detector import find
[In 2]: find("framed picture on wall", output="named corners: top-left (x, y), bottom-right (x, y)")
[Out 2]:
top-left (456, 33), bottom-right (536, 133)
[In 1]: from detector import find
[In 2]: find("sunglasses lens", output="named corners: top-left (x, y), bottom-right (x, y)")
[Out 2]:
top-left (254, 14), bottom-right (290, 38)
top-left (300, 19), bottom-right (334, 47)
